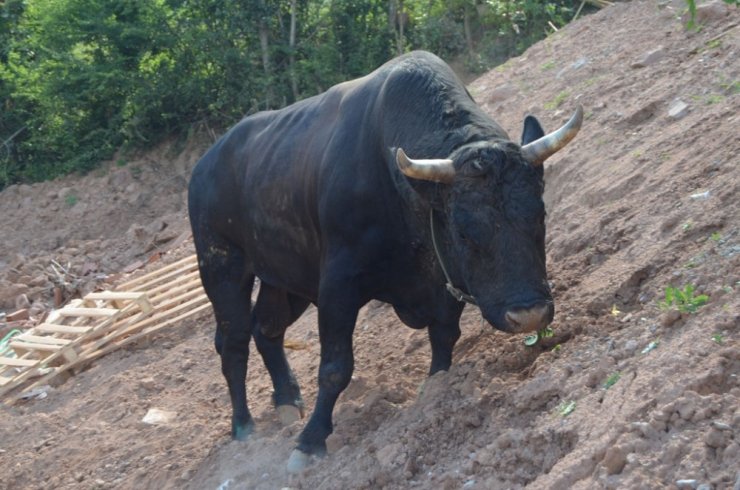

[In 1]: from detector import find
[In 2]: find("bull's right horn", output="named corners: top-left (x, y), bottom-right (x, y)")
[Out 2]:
top-left (396, 148), bottom-right (455, 183)
top-left (521, 105), bottom-right (583, 165)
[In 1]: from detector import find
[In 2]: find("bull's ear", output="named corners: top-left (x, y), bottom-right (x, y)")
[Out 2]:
top-left (521, 115), bottom-right (545, 145)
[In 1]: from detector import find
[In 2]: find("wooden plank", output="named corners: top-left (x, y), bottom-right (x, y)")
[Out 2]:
top-left (15, 335), bottom-right (71, 346)
top-left (118, 261), bottom-right (199, 294)
top-left (10, 341), bottom-right (63, 352)
top-left (145, 276), bottom-right (204, 305)
top-left (0, 357), bottom-right (39, 367)
top-left (35, 323), bottom-right (94, 334)
top-left (81, 293), bottom-right (210, 353)
top-left (76, 300), bottom-right (212, 365)
top-left (116, 255), bottom-right (197, 291)
top-left (141, 270), bottom-right (202, 300)
top-left (84, 291), bottom-right (149, 301)
top-left (56, 307), bottom-right (119, 318)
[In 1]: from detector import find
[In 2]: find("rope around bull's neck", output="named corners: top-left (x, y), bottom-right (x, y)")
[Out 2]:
top-left (429, 208), bottom-right (477, 305)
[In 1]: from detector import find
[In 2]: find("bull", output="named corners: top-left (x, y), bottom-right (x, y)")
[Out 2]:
top-left (188, 50), bottom-right (582, 472)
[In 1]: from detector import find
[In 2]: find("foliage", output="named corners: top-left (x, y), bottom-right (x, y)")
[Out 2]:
top-left (603, 372), bottom-right (620, 389)
top-left (684, 0), bottom-right (738, 29)
top-left (0, 0), bottom-right (591, 188)
top-left (557, 400), bottom-right (576, 416)
top-left (659, 285), bottom-right (709, 314)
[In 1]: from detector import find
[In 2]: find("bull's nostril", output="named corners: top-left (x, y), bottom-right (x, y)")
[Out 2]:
top-left (505, 312), bottom-right (521, 329)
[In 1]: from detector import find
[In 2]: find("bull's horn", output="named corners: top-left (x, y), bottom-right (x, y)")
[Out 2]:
top-left (396, 148), bottom-right (455, 183)
top-left (521, 105), bottom-right (583, 165)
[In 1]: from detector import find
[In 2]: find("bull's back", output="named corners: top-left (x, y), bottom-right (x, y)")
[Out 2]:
top-left (189, 90), bottom-right (356, 299)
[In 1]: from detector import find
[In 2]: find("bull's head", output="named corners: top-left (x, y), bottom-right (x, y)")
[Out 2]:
top-left (396, 106), bottom-right (582, 333)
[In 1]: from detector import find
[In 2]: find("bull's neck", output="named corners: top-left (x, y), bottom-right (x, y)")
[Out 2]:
top-left (429, 208), bottom-right (477, 305)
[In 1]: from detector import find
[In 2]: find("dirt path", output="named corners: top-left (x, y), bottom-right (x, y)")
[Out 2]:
top-left (1, 1), bottom-right (738, 489)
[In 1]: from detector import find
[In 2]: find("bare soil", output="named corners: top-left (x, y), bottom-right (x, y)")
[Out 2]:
top-left (1, 1), bottom-right (738, 489)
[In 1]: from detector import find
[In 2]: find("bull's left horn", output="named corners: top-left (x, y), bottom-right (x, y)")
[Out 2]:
top-left (521, 105), bottom-right (583, 165)
top-left (396, 148), bottom-right (455, 183)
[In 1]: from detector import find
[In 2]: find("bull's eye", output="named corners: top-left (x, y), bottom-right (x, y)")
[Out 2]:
top-left (468, 159), bottom-right (489, 176)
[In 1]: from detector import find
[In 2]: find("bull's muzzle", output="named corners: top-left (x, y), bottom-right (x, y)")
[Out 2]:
top-left (504, 303), bottom-right (553, 333)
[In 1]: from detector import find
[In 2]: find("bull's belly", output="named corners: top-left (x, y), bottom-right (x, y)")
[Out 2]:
top-left (247, 242), bottom-right (320, 301)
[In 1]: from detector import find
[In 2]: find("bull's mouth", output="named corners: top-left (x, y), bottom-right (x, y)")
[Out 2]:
top-left (483, 302), bottom-right (554, 334)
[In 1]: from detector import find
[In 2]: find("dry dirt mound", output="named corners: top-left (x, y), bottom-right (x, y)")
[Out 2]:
top-left (1, 1), bottom-right (739, 489)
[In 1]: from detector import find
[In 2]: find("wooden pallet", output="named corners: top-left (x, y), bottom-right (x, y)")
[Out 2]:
top-left (88, 254), bottom-right (211, 362)
top-left (1, 254), bottom-right (212, 404)
top-left (0, 291), bottom-right (153, 400)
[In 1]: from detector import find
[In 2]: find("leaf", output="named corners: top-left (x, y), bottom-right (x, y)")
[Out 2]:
top-left (558, 400), bottom-right (576, 416)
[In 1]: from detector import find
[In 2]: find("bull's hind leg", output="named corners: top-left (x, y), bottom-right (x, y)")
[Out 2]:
top-left (193, 232), bottom-right (255, 441)
top-left (252, 284), bottom-right (310, 425)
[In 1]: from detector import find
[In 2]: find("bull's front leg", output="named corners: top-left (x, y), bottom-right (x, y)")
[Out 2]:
top-left (287, 266), bottom-right (362, 473)
top-left (427, 302), bottom-right (464, 375)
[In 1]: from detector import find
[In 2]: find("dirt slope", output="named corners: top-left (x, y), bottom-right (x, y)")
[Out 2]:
top-left (1, 1), bottom-right (738, 489)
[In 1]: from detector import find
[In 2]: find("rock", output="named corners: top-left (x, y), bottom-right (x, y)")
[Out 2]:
top-left (704, 427), bottom-right (728, 448)
top-left (325, 433), bottom-right (344, 454)
top-left (676, 480), bottom-right (698, 489)
top-left (376, 442), bottom-right (403, 468)
top-left (15, 294), bottom-right (31, 310)
top-left (710, 420), bottom-right (732, 431)
top-left (29, 301), bottom-right (47, 318)
top-left (487, 84), bottom-right (517, 104)
top-left (631, 46), bottom-right (666, 68)
top-left (603, 445), bottom-right (627, 475)
top-left (141, 408), bottom-right (176, 425)
top-left (138, 377), bottom-right (159, 391)
top-left (6, 308), bottom-right (29, 322)
top-left (660, 309), bottom-right (682, 327)
top-left (108, 168), bottom-right (133, 191)
top-left (668, 99), bottom-right (689, 120)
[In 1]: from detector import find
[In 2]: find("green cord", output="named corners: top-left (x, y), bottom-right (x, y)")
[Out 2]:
top-left (0, 329), bottom-right (22, 357)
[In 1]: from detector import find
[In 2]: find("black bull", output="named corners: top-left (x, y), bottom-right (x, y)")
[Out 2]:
top-left (188, 50), bottom-right (582, 471)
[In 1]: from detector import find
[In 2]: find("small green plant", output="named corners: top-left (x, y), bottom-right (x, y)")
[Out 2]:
top-left (552, 344), bottom-right (561, 353)
top-left (660, 285), bottom-right (709, 313)
top-left (603, 372), bottom-right (621, 389)
top-left (719, 79), bottom-right (740, 94)
top-left (64, 192), bottom-right (78, 207)
top-left (705, 39), bottom-right (722, 50)
top-left (116, 158), bottom-right (127, 167)
top-left (685, 0), bottom-right (739, 29)
top-left (710, 232), bottom-right (722, 242)
top-left (524, 326), bottom-right (554, 346)
top-left (544, 91), bottom-right (569, 110)
top-left (557, 400), bottom-right (576, 416)
top-left (682, 221), bottom-right (693, 231)
top-left (540, 60), bottom-right (556, 71)
top-left (711, 333), bottom-right (724, 345)
top-left (704, 94), bottom-right (724, 105)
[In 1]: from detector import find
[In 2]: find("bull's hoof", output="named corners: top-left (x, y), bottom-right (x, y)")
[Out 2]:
top-left (232, 421), bottom-right (254, 441)
top-left (277, 405), bottom-right (302, 426)
top-left (286, 449), bottom-right (313, 474)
